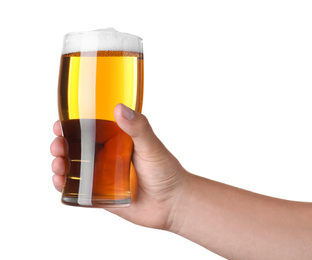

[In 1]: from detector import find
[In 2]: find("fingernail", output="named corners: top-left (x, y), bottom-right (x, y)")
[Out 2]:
top-left (121, 104), bottom-right (135, 120)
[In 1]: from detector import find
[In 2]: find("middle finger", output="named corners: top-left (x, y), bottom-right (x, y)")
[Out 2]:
top-left (50, 136), bottom-right (68, 157)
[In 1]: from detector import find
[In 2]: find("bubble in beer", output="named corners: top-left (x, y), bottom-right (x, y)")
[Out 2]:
top-left (62, 28), bottom-right (143, 54)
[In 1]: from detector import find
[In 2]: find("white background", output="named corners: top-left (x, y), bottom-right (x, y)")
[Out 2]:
top-left (1, 0), bottom-right (311, 259)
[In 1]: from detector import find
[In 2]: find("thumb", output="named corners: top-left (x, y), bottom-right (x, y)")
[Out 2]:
top-left (114, 103), bottom-right (164, 156)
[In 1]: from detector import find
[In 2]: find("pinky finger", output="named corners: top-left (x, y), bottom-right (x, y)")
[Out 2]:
top-left (52, 174), bottom-right (65, 192)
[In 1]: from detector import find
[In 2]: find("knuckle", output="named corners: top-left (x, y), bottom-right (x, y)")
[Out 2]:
top-left (139, 114), bottom-right (151, 131)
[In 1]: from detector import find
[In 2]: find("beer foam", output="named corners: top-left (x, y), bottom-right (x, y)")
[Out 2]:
top-left (62, 28), bottom-right (143, 54)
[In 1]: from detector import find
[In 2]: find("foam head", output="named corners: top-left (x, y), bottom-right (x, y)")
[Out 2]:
top-left (62, 28), bottom-right (143, 54)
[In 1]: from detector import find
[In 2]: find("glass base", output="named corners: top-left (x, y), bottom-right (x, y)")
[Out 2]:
top-left (62, 196), bottom-right (131, 208)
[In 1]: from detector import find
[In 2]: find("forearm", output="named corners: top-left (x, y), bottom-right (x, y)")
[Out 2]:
top-left (169, 172), bottom-right (312, 260)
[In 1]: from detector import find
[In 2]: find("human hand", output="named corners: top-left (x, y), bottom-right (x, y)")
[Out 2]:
top-left (51, 104), bottom-right (189, 230)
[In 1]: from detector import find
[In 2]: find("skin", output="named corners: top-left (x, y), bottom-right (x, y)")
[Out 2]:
top-left (51, 103), bottom-right (312, 260)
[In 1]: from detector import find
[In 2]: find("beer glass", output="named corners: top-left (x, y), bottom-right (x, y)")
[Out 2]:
top-left (58, 28), bottom-right (143, 207)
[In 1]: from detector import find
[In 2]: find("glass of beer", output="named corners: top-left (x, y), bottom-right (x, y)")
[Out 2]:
top-left (58, 28), bottom-right (143, 207)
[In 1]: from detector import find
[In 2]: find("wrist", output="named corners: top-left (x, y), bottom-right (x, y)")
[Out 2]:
top-left (165, 170), bottom-right (196, 234)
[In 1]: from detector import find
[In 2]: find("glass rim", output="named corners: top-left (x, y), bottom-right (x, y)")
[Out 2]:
top-left (62, 28), bottom-right (143, 55)
top-left (64, 28), bottom-right (142, 41)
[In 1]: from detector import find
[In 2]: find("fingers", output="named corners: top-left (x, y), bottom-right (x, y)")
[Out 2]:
top-left (51, 139), bottom-right (68, 191)
top-left (52, 157), bottom-right (69, 175)
top-left (114, 104), bottom-right (163, 155)
top-left (114, 104), bottom-right (151, 138)
top-left (51, 120), bottom-right (67, 192)
top-left (50, 136), bottom-right (68, 157)
top-left (52, 174), bottom-right (65, 192)
top-left (53, 120), bottom-right (62, 137)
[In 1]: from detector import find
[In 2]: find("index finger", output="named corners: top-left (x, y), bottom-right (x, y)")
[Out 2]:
top-left (53, 120), bottom-right (62, 137)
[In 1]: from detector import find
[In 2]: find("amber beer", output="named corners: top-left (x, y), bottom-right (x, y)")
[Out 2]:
top-left (58, 29), bottom-right (143, 207)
